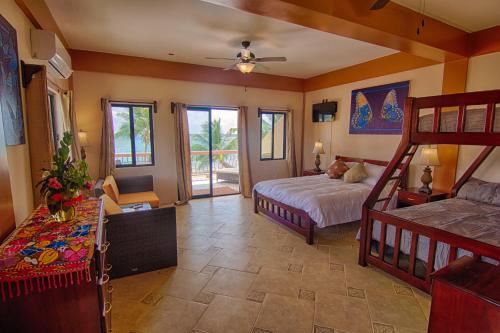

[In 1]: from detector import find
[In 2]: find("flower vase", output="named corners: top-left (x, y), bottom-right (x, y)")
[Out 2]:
top-left (46, 192), bottom-right (78, 222)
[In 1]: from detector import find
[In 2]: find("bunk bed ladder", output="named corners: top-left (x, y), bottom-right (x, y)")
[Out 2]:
top-left (376, 145), bottom-right (418, 211)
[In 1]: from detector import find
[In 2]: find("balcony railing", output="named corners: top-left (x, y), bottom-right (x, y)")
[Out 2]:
top-left (115, 152), bottom-right (152, 165)
top-left (190, 149), bottom-right (239, 175)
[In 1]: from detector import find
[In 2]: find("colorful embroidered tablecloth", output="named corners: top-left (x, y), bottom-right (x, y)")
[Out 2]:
top-left (0, 198), bottom-right (102, 300)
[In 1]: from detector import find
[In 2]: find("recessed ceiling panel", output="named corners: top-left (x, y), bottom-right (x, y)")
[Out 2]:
top-left (45, 0), bottom-right (398, 78)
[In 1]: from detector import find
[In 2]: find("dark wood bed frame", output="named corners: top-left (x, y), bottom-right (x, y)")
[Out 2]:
top-left (359, 89), bottom-right (500, 293)
top-left (253, 156), bottom-right (407, 244)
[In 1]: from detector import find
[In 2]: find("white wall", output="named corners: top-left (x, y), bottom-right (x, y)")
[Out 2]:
top-left (303, 64), bottom-right (445, 187)
top-left (458, 52), bottom-right (500, 182)
top-left (73, 70), bottom-right (304, 204)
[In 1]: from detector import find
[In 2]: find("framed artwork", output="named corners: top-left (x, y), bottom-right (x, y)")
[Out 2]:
top-left (349, 81), bottom-right (410, 135)
top-left (0, 14), bottom-right (25, 145)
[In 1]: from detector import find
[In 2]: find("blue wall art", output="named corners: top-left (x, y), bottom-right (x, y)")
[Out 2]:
top-left (349, 81), bottom-right (410, 135)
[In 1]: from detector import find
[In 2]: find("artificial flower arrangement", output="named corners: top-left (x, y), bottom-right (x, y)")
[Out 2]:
top-left (37, 131), bottom-right (93, 221)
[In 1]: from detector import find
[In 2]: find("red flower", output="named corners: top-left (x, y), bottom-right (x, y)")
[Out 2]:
top-left (63, 201), bottom-right (74, 207)
top-left (84, 182), bottom-right (94, 190)
top-left (48, 178), bottom-right (63, 190)
top-left (50, 193), bottom-right (64, 202)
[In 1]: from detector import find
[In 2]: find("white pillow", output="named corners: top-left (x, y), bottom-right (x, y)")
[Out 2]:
top-left (362, 163), bottom-right (387, 186)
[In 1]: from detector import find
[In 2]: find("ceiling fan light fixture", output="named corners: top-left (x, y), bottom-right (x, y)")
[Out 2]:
top-left (237, 62), bottom-right (255, 74)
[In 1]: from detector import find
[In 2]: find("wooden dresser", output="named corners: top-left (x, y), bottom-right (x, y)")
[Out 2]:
top-left (0, 199), bottom-right (111, 333)
top-left (429, 256), bottom-right (500, 333)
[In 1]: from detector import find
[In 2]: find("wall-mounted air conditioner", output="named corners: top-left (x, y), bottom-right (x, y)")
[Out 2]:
top-left (30, 29), bottom-right (73, 79)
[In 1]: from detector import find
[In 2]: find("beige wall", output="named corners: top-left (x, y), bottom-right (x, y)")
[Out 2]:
top-left (72, 70), bottom-right (304, 204)
top-left (458, 52), bottom-right (500, 182)
top-left (303, 64), bottom-right (445, 187)
top-left (1, 0), bottom-right (35, 224)
top-left (1, 0), bottom-right (70, 224)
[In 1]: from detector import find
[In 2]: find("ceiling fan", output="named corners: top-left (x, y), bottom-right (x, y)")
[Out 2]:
top-left (370, 0), bottom-right (391, 10)
top-left (205, 40), bottom-right (287, 74)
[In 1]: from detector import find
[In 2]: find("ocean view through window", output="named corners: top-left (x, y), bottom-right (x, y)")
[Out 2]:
top-left (111, 103), bottom-right (154, 167)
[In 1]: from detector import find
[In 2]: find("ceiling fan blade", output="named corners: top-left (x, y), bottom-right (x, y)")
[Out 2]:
top-left (370, 0), bottom-right (390, 10)
top-left (205, 57), bottom-right (237, 60)
top-left (254, 57), bottom-right (287, 62)
top-left (255, 63), bottom-right (270, 71)
top-left (223, 63), bottom-right (238, 71)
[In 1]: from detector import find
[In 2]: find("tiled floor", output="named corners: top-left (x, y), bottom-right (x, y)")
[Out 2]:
top-left (110, 195), bottom-right (430, 333)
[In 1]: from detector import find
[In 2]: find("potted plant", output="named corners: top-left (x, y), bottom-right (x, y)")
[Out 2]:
top-left (37, 132), bottom-right (93, 222)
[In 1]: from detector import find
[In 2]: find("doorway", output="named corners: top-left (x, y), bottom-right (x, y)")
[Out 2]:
top-left (187, 107), bottom-right (240, 198)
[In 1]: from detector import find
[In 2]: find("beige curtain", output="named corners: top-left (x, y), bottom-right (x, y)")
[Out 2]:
top-left (62, 91), bottom-right (81, 159)
top-left (173, 102), bottom-right (193, 204)
top-left (238, 106), bottom-right (253, 197)
top-left (99, 98), bottom-right (115, 178)
top-left (286, 109), bottom-right (298, 177)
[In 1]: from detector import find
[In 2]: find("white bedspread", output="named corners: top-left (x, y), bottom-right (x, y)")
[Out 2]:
top-left (253, 175), bottom-right (374, 228)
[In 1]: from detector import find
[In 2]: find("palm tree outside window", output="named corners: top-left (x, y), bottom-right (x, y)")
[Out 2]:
top-left (111, 103), bottom-right (155, 167)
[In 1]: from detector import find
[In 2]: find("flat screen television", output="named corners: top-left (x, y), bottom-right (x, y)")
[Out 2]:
top-left (312, 101), bottom-right (337, 122)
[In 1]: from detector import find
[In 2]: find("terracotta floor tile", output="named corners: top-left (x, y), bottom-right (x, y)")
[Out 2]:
top-left (250, 267), bottom-right (302, 297)
top-left (208, 248), bottom-right (254, 271)
top-left (366, 290), bottom-right (428, 331)
top-left (111, 271), bottom-right (168, 301)
top-left (254, 294), bottom-right (314, 333)
top-left (113, 196), bottom-right (429, 333)
top-left (315, 290), bottom-right (373, 333)
top-left (136, 296), bottom-right (207, 333)
top-left (249, 248), bottom-right (294, 271)
top-left (203, 268), bottom-right (256, 298)
top-left (155, 268), bottom-right (211, 300)
top-left (177, 249), bottom-right (218, 272)
top-left (301, 262), bottom-right (346, 295)
top-left (194, 295), bottom-right (261, 333)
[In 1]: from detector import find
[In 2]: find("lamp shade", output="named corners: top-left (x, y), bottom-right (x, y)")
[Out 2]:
top-left (419, 147), bottom-right (440, 166)
top-left (78, 130), bottom-right (89, 147)
top-left (312, 141), bottom-right (325, 154)
top-left (237, 62), bottom-right (255, 74)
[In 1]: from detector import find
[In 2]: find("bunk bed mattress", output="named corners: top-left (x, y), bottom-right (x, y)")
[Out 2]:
top-left (372, 198), bottom-right (500, 270)
top-left (253, 175), bottom-right (376, 228)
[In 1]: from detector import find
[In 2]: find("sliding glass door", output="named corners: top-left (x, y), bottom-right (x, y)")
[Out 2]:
top-left (187, 107), bottom-right (240, 198)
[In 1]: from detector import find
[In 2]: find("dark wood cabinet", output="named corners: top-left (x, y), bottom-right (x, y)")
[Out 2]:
top-left (0, 202), bottom-right (110, 333)
top-left (397, 187), bottom-right (448, 207)
top-left (429, 256), bottom-right (500, 333)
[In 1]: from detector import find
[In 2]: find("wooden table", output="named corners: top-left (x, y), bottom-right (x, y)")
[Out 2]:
top-left (397, 187), bottom-right (448, 207)
top-left (429, 256), bottom-right (500, 333)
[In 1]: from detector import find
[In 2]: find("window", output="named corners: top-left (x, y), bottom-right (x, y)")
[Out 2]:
top-left (111, 103), bottom-right (155, 167)
top-left (260, 111), bottom-right (286, 160)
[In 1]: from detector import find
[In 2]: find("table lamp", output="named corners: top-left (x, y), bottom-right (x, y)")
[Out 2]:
top-left (419, 147), bottom-right (440, 194)
top-left (312, 141), bottom-right (325, 172)
top-left (78, 130), bottom-right (89, 160)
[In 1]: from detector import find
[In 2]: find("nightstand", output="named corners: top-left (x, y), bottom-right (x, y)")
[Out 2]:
top-left (302, 169), bottom-right (325, 176)
top-left (397, 187), bottom-right (448, 207)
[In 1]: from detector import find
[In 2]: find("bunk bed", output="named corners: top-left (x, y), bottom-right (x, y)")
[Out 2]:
top-left (358, 89), bottom-right (500, 293)
top-left (254, 156), bottom-right (406, 244)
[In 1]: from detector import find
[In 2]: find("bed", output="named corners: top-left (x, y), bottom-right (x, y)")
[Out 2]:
top-left (358, 89), bottom-right (500, 292)
top-left (253, 156), bottom-right (404, 244)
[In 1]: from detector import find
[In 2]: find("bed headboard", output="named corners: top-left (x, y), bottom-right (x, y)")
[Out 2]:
top-left (335, 155), bottom-right (408, 188)
top-left (335, 155), bottom-right (389, 167)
